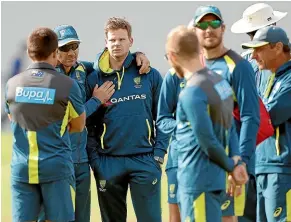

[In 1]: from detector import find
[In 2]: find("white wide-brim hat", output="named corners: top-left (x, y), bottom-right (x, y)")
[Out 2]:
top-left (231, 3), bottom-right (287, 34)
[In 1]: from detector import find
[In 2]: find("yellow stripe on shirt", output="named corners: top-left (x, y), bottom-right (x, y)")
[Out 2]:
top-left (287, 189), bottom-right (291, 221)
top-left (60, 101), bottom-right (80, 137)
top-left (146, 119), bottom-right (152, 145)
top-left (223, 55), bottom-right (237, 101)
top-left (27, 131), bottom-right (39, 184)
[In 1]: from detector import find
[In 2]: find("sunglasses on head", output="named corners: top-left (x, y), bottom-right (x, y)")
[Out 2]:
top-left (59, 43), bottom-right (79, 52)
top-left (196, 20), bottom-right (222, 30)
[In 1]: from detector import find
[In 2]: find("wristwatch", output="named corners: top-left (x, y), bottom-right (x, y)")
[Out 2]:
top-left (154, 156), bottom-right (164, 165)
top-left (236, 159), bottom-right (244, 167)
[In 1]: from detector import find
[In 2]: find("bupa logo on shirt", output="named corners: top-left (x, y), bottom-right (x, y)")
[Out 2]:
top-left (15, 87), bottom-right (56, 105)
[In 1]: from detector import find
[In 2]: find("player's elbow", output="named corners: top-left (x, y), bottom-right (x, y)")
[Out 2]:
top-left (69, 112), bottom-right (86, 133)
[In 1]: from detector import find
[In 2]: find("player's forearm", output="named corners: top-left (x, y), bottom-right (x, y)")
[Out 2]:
top-left (157, 117), bottom-right (176, 134)
top-left (84, 97), bottom-right (102, 118)
top-left (199, 133), bottom-right (235, 172)
top-left (267, 90), bottom-right (291, 127)
top-left (193, 112), bottom-right (235, 172)
top-left (153, 127), bottom-right (169, 158)
top-left (238, 119), bottom-right (259, 165)
top-left (229, 120), bottom-right (240, 157)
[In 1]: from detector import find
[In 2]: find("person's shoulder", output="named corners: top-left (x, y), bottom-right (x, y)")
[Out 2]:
top-left (50, 69), bottom-right (76, 90)
top-left (224, 50), bottom-right (253, 72)
top-left (190, 68), bottom-right (212, 84)
top-left (279, 61), bottom-right (291, 80)
top-left (143, 66), bottom-right (162, 79)
top-left (164, 68), bottom-right (180, 80)
top-left (6, 69), bottom-right (28, 87)
top-left (52, 69), bottom-right (72, 81)
top-left (180, 84), bottom-right (205, 105)
top-left (148, 66), bottom-right (160, 75)
top-left (225, 49), bottom-right (245, 64)
top-left (78, 61), bottom-right (94, 74)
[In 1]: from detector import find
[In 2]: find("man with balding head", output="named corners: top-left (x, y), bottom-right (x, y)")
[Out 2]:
top-left (165, 26), bottom-right (248, 222)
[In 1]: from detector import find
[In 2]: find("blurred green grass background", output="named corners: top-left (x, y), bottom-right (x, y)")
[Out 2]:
top-left (1, 132), bottom-right (169, 221)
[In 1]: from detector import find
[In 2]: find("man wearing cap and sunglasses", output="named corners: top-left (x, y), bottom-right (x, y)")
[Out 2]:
top-left (188, 5), bottom-right (260, 222)
top-left (52, 24), bottom-right (116, 222)
top-left (231, 4), bottom-right (288, 222)
top-left (241, 25), bottom-right (291, 222)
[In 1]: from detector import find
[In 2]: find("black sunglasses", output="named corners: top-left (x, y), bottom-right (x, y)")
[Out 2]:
top-left (59, 43), bottom-right (79, 52)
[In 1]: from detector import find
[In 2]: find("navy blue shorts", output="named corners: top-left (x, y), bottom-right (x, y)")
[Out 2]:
top-left (12, 176), bottom-right (75, 222)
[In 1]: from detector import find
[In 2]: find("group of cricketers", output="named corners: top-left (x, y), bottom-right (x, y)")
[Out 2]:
top-left (4, 2), bottom-right (291, 222)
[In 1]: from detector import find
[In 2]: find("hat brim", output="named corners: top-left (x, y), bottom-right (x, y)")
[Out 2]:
top-left (58, 38), bottom-right (81, 47)
top-left (187, 19), bottom-right (195, 28)
top-left (241, 41), bottom-right (269, 49)
top-left (194, 12), bottom-right (223, 24)
top-left (231, 11), bottom-right (287, 34)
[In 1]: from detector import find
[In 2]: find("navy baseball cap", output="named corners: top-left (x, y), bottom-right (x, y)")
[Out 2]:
top-left (54, 25), bottom-right (81, 47)
top-left (189, 5), bottom-right (223, 27)
top-left (241, 26), bottom-right (291, 49)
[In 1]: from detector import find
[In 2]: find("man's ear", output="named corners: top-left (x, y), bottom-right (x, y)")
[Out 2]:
top-left (275, 42), bottom-right (283, 53)
top-left (129, 37), bottom-right (133, 47)
top-left (169, 51), bottom-right (178, 63)
top-left (105, 38), bottom-right (108, 48)
top-left (221, 24), bottom-right (226, 34)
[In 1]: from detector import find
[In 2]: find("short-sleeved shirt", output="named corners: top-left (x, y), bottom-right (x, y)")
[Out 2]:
top-left (5, 62), bottom-right (84, 184)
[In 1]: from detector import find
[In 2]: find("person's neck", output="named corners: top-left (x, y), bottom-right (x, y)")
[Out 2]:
top-left (109, 53), bottom-right (128, 70)
top-left (63, 65), bottom-right (72, 74)
top-left (182, 58), bottom-right (204, 81)
top-left (202, 43), bottom-right (228, 60)
top-left (33, 59), bottom-right (55, 67)
top-left (271, 53), bottom-right (291, 73)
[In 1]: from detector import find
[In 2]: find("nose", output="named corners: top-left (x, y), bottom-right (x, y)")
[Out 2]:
top-left (114, 41), bottom-right (121, 46)
top-left (205, 25), bottom-right (214, 32)
top-left (251, 50), bottom-right (257, 60)
top-left (67, 49), bottom-right (75, 55)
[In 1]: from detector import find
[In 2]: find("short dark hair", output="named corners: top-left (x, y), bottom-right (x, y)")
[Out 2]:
top-left (104, 17), bottom-right (132, 38)
top-left (27, 27), bottom-right (58, 61)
